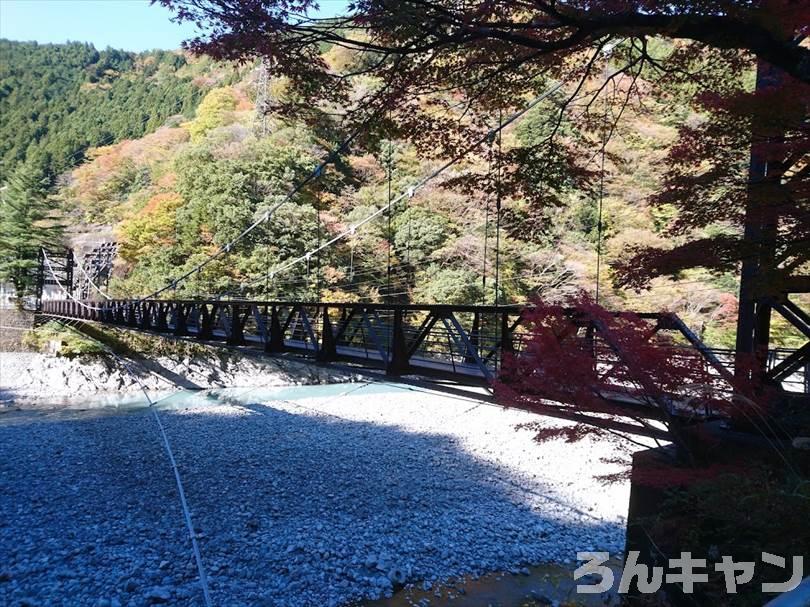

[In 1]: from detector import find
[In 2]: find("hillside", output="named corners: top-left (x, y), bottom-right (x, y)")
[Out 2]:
top-left (4, 40), bottom-right (805, 349)
top-left (0, 40), bottom-right (222, 183)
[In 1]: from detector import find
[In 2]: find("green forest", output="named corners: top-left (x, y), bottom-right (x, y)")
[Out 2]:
top-left (0, 40), bottom-right (211, 182)
top-left (1, 39), bottom-right (806, 349)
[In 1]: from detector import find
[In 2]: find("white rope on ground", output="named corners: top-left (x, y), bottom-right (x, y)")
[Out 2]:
top-left (42, 314), bottom-right (215, 607)
top-left (39, 265), bottom-right (214, 607)
top-left (145, 400), bottom-right (214, 607)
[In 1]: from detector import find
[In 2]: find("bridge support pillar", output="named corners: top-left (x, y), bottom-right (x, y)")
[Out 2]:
top-left (265, 306), bottom-right (285, 352)
top-left (317, 306), bottom-right (337, 362)
top-left (500, 311), bottom-right (514, 353)
top-left (227, 304), bottom-right (245, 346)
top-left (173, 303), bottom-right (188, 336)
top-left (386, 308), bottom-right (409, 376)
top-left (138, 302), bottom-right (152, 331)
top-left (156, 303), bottom-right (169, 332)
top-left (198, 305), bottom-right (214, 340)
top-left (126, 303), bottom-right (136, 327)
top-left (464, 312), bottom-right (480, 363)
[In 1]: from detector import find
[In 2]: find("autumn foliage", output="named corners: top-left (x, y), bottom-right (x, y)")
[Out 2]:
top-left (155, 1), bottom-right (810, 298)
top-left (615, 68), bottom-right (810, 288)
top-left (118, 192), bottom-right (184, 261)
top-left (495, 296), bottom-right (768, 456)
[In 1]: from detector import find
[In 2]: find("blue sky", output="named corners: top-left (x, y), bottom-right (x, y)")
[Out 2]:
top-left (0, 0), bottom-right (350, 52)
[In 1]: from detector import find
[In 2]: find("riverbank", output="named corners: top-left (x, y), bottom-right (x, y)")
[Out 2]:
top-left (0, 383), bottom-right (642, 607)
top-left (0, 350), bottom-right (359, 406)
top-left (0, 325), bottom-right (360, 406)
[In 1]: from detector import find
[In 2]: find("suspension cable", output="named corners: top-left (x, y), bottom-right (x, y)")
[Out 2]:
top-left (60, 87), bottom-right (594, 305)
top-left (316, 202), bottom-right (322, 301)
top-left (386, 139), bottom-right (393, 303)
top-left (349, 239), bottom-right (355, 285)
top-left (265, 242), bottom-right (271, 296)
top-left (136, 120), bottom-right (371, 303)
top-left (482, 129), bottom-right (494, 305)
top-left (244, 81), bottom-right (565, 289)
top-left (74, 254), bottom-right (112, 301)
top-left (595, 67), bottom-right (609, 304)
top-left (405, 183), bottom-right (411, 267)
top-left (42, 250), bottom-right (102, 311)
top-left (135, 73), bottom-right (477, 303)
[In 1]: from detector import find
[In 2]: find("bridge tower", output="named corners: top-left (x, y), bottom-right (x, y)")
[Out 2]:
top-left (735, 60), bottom-right (809, 390)
top-left (36, 247), bottom-right (73, 312)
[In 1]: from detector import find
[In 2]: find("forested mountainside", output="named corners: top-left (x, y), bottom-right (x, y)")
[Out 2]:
top-left (3, 40), bottom-right (805, 349)
top-left (0, 40), bottom-right (220, 183)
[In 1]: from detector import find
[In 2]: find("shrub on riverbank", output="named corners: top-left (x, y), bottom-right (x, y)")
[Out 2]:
top-left (23, 321), bottom-right (105, 356)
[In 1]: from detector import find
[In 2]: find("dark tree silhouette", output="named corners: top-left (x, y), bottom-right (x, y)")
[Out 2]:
top-left (614, 65), bottom-right (809, 291)
top-left (157, 1), bottom-right (810, 87)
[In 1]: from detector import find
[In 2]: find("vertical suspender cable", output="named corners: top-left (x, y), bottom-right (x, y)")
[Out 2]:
top-left (386, 140), bottom-right (393, 303)
top-left (405, 159), bottom-right (411, 292)
top-left (264, 206), bottom-right (271, 297)
top-left (482, 132), bottom-right (494, 306)
top-left (265, 244), bottom-right (270, 296)
top-left (494, 108), bottom-right (503, 306)
top-left (349, 242), bottom-right (354, 285)
top-left (248, 81), bottom-right (566, 291)
top-left (595, 131), bottom-right (606, 304)
top-left (316, 203), bottom-right (322, 301)
top-left (405, 123), bottom-right (411, 271)
top-left (595, 73), bottom-right (608, 304)
top-left (406, 204), bottom-right (411, 267)
top-left (306, 254), bottom-right (311, 301)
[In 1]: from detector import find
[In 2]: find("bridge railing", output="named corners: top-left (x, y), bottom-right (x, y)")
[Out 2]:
top-left (41, 298), bottom-right (808, 393)
top-left (42, 299), bottom-right (524, 382)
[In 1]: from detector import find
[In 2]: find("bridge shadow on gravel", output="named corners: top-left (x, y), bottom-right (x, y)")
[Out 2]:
top-left (0, 388), bottom-right (624, 607)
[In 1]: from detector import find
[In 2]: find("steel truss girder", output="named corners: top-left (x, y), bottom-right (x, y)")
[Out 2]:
top-left (39, 298), bottom-right (807, 393)
top-left (42, 299), bottom-right (524, 382)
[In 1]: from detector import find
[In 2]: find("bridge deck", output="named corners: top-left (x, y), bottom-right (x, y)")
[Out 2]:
top-left (41, 299), bottom-right (809, 402)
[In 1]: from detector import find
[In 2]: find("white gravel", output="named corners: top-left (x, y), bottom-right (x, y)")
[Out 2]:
top-left (0, 381), bottom-right (647, 606)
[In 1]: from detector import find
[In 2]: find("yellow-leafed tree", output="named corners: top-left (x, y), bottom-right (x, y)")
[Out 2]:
top-left (185, 87), bottom-right (238, 141)
top-left (118, 192), bottom-right (184, 261)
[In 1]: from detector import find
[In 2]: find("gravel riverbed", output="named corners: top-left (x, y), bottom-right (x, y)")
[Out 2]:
top-left (0, 382), bottom-right (646, 607)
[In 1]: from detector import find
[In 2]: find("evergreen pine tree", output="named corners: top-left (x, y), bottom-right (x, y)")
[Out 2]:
top-left (0, 162), bottom-right (63, 302)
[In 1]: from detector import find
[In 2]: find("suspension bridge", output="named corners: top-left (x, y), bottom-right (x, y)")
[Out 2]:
top-left (32, 79), bottom-right (809, 403)
top-left (15, 85), bottom-right (809, 607)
